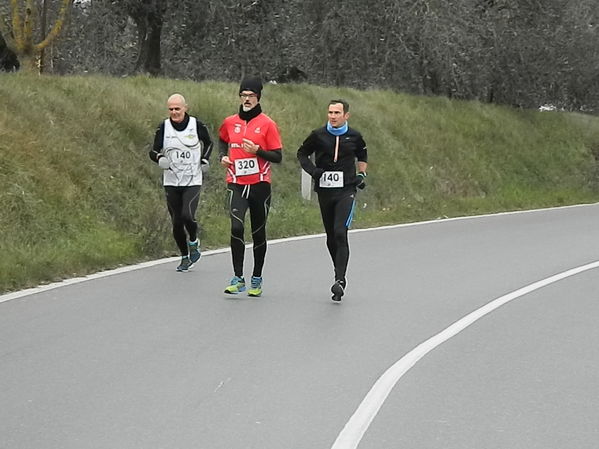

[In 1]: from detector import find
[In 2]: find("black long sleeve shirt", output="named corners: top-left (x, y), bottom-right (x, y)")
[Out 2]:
top-left (297, 125), bottom-right (367, 192)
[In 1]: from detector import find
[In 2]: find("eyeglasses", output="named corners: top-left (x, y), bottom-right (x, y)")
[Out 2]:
top-left (239, 93), bottom-right (258, 99)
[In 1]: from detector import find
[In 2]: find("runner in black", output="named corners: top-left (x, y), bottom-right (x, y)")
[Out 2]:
top-left (149, 93), bottom-right (213, 272)
top-left (297, 99), bottom-right (368, 302)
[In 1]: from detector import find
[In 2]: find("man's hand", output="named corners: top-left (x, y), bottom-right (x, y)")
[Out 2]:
top-left (158, 156), bottom-right (171, 170)
top-left (220, 155), bottom-right (232, 166)
top-left (242, 138), bottom-right (259, 154)
top-left (200, 158), bottom-right (210, 174)
top-left (311, 167), bottom-right (324, 181)
top-left (355, 171), bottom-right (367, 190)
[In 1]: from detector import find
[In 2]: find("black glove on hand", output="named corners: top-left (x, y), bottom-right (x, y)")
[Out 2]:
top-left (355, 171), bottom-right (367, 190)
top-left (311, 167), bottom-right (324, 181)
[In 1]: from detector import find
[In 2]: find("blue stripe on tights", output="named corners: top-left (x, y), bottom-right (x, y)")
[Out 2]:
top-left (345, 199), bottom-right (356, 228)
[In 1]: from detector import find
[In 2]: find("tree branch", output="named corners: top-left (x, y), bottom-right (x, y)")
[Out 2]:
top-left (35, 0), bottom-right (73, 51)
top-left (10, 0), bottom-right (22, 48)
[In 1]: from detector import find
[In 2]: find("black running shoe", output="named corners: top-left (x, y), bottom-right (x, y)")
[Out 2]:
top-left (188, 240), bottom-right (201, 264)
top-left (331, 279), bottom-right (346, 302)
top-left (176, 256), bottom-right (192, 272)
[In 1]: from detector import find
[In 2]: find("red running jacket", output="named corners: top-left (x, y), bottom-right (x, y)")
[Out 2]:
top-left (218, 113), bottom-right (282, 185)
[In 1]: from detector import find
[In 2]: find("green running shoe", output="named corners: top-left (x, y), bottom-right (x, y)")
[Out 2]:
top-left (247, 276), bottom-right (263, 297)
top-left (224, 276), bottom-right (246, 294)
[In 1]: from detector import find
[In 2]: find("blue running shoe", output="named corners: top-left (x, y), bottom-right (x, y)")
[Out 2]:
top-left (247, 276), bottom-right (263, 297)
top-left (224, 276), bottom-right (246, 294)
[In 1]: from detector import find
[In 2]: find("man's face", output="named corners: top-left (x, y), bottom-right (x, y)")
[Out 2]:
top-left (239, 90), bottom-right (259, 112)
top-left (328, 103), bottom-right (349, 128)
top-left (168, 98), bottom-right (187, 123)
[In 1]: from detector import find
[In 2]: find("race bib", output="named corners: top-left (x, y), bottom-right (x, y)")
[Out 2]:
top-left (235, 157), bottom-right (259, 176)
top-left (167, 148), bottom-right (194, 165)
top-left (319, 171), bottom-right (344, 188)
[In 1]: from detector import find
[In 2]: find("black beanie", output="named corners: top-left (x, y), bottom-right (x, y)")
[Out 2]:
top-left (239, 76), bottom-right (263, 99)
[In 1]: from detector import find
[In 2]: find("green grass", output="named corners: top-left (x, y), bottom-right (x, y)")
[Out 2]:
top-left (1, 73), bottom-right (599, 293)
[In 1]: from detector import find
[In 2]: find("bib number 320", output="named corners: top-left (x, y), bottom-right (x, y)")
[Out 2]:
top-left (235, 157), bottom-right (259, 176)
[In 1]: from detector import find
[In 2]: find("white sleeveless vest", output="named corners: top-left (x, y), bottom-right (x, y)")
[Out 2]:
top-left (162, 117), bottom-right (204, 186)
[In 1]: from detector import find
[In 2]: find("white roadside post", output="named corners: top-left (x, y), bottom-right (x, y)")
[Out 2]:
top-left (301, 154), bottom-right (315, 200)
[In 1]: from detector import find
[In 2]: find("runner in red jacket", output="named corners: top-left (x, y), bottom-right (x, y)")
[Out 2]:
top-left (218, 77), bottom-right (283, 297)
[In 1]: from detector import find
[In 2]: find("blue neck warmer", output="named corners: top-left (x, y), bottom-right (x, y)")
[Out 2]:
top-left (327, 121), bottom-right (348, 136)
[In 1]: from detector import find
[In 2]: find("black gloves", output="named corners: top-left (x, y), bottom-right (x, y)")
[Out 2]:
top-left (355, 171), bottom-right (367, 190)
top-left (311, 167), bottom-right (324, 181)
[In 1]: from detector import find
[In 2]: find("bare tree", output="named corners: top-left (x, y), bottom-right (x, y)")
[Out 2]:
top-left (0, 0), bottom-right (73, 73)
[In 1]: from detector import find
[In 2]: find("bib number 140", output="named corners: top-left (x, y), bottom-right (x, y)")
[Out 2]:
top-left (319, 171), bottom-right (344, 188)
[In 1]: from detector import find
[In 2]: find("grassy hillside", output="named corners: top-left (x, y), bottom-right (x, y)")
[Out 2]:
top-left (1, 73), bottom-right (599, 293)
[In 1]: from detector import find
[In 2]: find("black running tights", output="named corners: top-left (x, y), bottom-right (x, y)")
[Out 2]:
top-left (227, 182), bottom-right (272, 278)
top-left (165, 185), bottom-right (201, 256)
top-left (317, 189), bottom-right (356, 282)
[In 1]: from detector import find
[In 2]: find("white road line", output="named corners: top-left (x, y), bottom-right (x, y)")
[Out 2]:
top-left (1, 202), bottom-right (596, 305)
top-left (0, 235), bottom-right (329, 304)
top-left (330, 260), bottom-right (599, 449)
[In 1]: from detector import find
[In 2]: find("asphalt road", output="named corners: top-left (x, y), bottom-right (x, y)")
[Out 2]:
top-left (2, 204), bottom-right (599, 449)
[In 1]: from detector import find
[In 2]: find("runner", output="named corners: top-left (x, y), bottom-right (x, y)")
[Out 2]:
top-left (218, 77), bottom-right (283, 296)
top-left (149, 93), bottom-right (213, 272)
top-left (297, 99), bottom-right (368, 301)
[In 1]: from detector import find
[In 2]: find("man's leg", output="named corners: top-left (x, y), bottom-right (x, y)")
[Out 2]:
top-left (248, 182), bottom-right (272, 278)
top-left (331, 192), bottom-right (356, 283)
top-left (227, 184), bottom-right (249, 277)
top-left (180, 185), bottom-right (201, 242)
top-left (165, 186), bottom-right (193, 272)
top-left (165, 186), bottom-right (188, 256)
top-left (224, 184), bottom-right (249, 293)
top-left (318, 192), bottom-right (337, 267)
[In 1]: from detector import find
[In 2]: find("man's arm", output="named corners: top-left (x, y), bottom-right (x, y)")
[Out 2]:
top-left (149, 122), bottom-right (165, 163)
top-left (355, 135), bottom-right (368, 189)
top-left (218, 138), bottom-right (233, 166)
top-left (297, 132), bottom-right (323, 179)
top-left (257, 119), bottom-right (283, 163)
top-left (197, 121), bottom-right (213, 162)
top-left (242, 123), bottom-right (283, 163)
top-left (355, 134), bottom-right (368, 165)
top-left (256, 148), bottom-right (282, 163)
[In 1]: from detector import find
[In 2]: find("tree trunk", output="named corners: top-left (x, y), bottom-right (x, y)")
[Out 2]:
top-left (135, 15), bottom-right (162, 76)
top-left (19, 52), bottom-right (40, 73)
top-left (39, 0), bottom-right (49, 73)
top-left (131, 1), bottom-right (166, 77)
